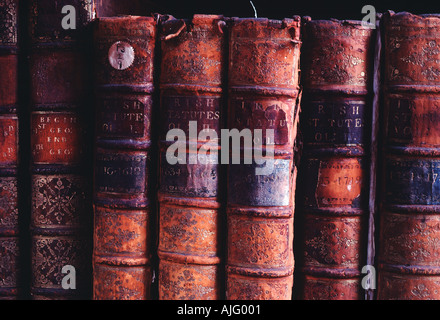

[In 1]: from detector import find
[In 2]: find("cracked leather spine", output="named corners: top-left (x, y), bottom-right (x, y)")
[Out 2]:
top-left (0, 0), bottom-right (20, 300)
top-left (29, 0), bottom-right (94, 300)
top-left (92, 16), bottom-right (157, 300)
top-left (157, 14), bottom-right (227, 300)
top-left (378, 11), bottom-right (440, 300)
top-left (296, 18), bottom-right (375, 300)
top-left (226, 17), bottom-right (301, 300)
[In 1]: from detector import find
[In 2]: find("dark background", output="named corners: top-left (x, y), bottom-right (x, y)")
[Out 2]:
top-left (12, 0), bottom-right (440, 302)
top-left (96, 0), bottom-right (440, 20)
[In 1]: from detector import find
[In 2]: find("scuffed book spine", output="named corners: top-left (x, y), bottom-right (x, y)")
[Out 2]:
top-left (29, 0), bottom-right (94, 299)
top-left (296, 18), bottom-right (374, 300)
top-left (378, 11), bottom-right (440, 299)
top-left (158, 15), bottom-right (227, 300)
top-left (0, 0), bottom-right (20, 300)
top-left (92, 16), bottom-right (156, 300)
top-left (226, 17), bottom-right (301, 300)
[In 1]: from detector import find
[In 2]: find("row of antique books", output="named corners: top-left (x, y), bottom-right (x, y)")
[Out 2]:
top-left (1, 0), bottom-right (439, 300)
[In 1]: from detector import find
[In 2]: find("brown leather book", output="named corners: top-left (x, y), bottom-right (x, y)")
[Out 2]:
top-left (378, 11), bottom-right (440, 300)
top-left (296, 18), bottom-right (375, 300)
top-left (92, 16), bottom-right (156, 300)
top-left (29, 0), bottom-right (94, 299)
top-left (226, 17), bottom-right (301, 300)
top-left (0, 0), bottom-right (20, 300)
top-left (157, 14), bottom-right (227, 300)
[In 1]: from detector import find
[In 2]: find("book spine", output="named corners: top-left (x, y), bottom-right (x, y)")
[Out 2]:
top-left (92, 16), bottom-right (156, 300)
top-left (378, 11), bottom-right (440, 299)
top-left (0, 0), bottom-right (20, 300)
top-left (226, 17), bottom-right (301, 300)
top-left (297, 18), bottom-right (374, 300)
top-left (158, 15), bottom-right (226, 300)
top-left (29, 0), bottom-right (94, 300)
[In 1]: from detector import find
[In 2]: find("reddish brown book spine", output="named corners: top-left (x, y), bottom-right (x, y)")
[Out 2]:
top-left (158, 15), bottom-right (226, 300)
top-left (29, 0), bottom-right (94, 299)
top-left (378, 12), bottom-right (440, 300)
top-left (0, 0), bottom-right (20, 300)
top-left (226, 17), bottom-right (301, 300)
top-left (92, 16), bottom-right (156, 300)
top-left (296, 18), bottom-right (374, 300)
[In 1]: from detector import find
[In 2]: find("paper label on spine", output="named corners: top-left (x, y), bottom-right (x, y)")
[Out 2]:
top-left (108, 41), bottom-right (135, 71)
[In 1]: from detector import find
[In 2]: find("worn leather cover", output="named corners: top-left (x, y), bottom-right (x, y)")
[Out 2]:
top-left (29, 0), bottom-right (94, 300)
top-left (0, 0), bottom-right (20, 300)
top-left (297, 18), bottom-right (374, 300)
top-left (378, 11), bottom-right (440, 300)
top-left (158, 14), bottom-right (226, 300)
top-left (93, 16), bottom-right (156, 300)
top-left (226, 17), bottom-right (301, 300)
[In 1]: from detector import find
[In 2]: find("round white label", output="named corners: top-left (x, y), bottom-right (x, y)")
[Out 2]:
top-left (108, 41), bottom-right (135, 71)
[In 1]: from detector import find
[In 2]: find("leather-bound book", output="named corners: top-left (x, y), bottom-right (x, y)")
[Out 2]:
top-left (226, 17), bottom-right (301, 300)
top-left (93, 16), bottom-right (156, 300)
top-left (296, 18), bottom-right (374, 300)
top-left (158, 15), bottom-right (226, 300)
top-left (29, 0), bottom-right (94, 299)
top-left (378, 11), bottom-right (440, 300)
top-left (0, 0), bottom-right (20, 300)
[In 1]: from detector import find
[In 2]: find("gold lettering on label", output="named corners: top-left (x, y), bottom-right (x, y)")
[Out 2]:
top-left (353, 105), bottom-right (360, 115)
top-left (49, 148), bottom-right (72, 155)
top-left (3, 126), bottom-right (14, 137)
top-left (310, 119), bottom-right (319, 127)
top-left (206, 98), bottom-right (214, 108)
top-left (339, 106), bottom-right (346, 115)
top-left (46, 136), bottom-right (68, 143)
top-left (355, 118), bottom-right (363, 127)
top-left (103, 166), bottom-right (142, 176)
top-left (38, 116), bottom-right (77, 124)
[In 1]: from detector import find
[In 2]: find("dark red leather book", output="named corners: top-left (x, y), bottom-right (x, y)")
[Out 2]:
top-left (296, 18), bottom-right (375, 300)
top-left (29, 0), bottom-right (94, 300)
top-left (92, 16), bottom-right (157, 300)
top-left (226, 17), bottom-right (301, 300)
top-left (0, 0), bottom-right (20, 300)
top-left (157, 14), bottom-right (227, 300)
top-left (378, 11), bottom-right (440, 300)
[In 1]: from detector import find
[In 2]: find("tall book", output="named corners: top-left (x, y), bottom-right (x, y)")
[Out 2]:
top-left (157, 14), bottom-right (227, 300)
top-left (92, 16), bottom-right (156, 300)
top-left (0, 0), bottom-right (20, 300)
top-left (226, 17), bottom-right (301, 300)
top-left (378, 11), bottom-right (440, 299)
top-left (29, 0), bottom-right (94, 299)
top-left (296, 18), bottom-right (375, 300)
